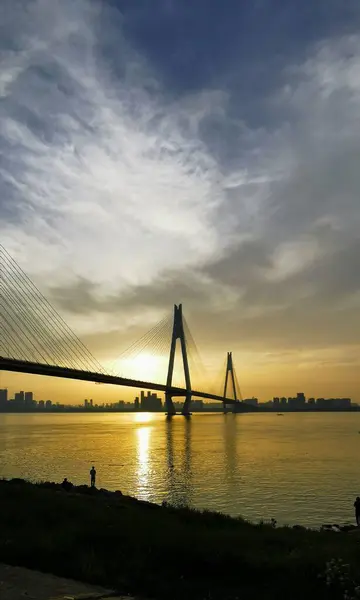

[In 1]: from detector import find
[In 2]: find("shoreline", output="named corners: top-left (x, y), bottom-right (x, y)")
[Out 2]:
top-left (3, 476), bottom-right (356, 533)
top-left (0, 478), bottom-right (360, 599)
top-left (3, 476), bottom-right (357, 532)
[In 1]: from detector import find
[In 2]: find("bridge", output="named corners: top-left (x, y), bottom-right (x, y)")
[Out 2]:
top-left (0, 245), bottom-right (255, 415)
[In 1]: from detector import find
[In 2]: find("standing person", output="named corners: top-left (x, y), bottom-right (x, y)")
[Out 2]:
top-left (354, 496), bottom-right (360, 526)
top-left (90, 465), bottom-right (96, 488)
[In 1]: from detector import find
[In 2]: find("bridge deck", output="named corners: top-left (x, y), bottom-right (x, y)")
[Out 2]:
top-left (0, 357), bottom-right (253, 407)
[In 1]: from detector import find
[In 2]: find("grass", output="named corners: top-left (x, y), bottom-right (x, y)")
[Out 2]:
top-left (0, 479), bottom-right (360, 600)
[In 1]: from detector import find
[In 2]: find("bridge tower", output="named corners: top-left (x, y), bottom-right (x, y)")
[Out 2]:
top-left (165, 304), bottom-right (192, 416)
top-left (223, 352), bottom-right (240, 413)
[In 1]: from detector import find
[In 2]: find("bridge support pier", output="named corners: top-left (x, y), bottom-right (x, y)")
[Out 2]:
top-left (166, 304), bottom-right (192, 416)
top-left (223, 351), bottom-right (240, 412)
top-left (182, 392), bottom-right (192, 416)
top-left (223, 402), bottom-right (234, 414)
top-left (165, 393), bottom-right (176, 416)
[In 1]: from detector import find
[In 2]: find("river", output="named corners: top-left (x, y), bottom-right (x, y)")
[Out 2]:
top-left (0, 411), bottom-right (358, 527)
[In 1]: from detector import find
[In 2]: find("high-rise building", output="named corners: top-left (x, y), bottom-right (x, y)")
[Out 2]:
top-left (24, 391), bottom-right (34, 407)
top-left (288, 393), bottom-right (306, 410)
top-left (140, 391), bottom-right (163, 411)
top-left (0, 389), bottom-right (8, 408)
top-left (14, 391), bottom-right (25, 407)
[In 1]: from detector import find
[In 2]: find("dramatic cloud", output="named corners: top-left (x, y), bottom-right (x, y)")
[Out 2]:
top-left (0, 1), bottom-right (233, 294)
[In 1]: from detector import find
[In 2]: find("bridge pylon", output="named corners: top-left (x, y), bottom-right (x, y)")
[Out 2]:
top-left (165, 304), bottom-right (192, 416)
top-left (223, 352), bottom-right (240, 413)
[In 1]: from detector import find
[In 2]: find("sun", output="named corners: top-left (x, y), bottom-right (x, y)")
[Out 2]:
top-left (116, 353), bottom-right (167, 383)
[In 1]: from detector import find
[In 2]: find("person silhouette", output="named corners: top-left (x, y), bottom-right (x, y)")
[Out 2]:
top-left (61, 478), bottom-right (72, 491)
top-left (354, 496), bottom-right (360, 526)
top-left (90, 465), bottom-right (96, 488)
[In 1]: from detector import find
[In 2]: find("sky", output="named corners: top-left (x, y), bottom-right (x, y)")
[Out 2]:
top-left (1, 0), bottom-right (360, 403)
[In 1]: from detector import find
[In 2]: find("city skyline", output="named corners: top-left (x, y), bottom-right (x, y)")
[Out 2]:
top-left (2, 372), bottom-right (359, 405)
top-left (0, 387), bottom-right (356, 413)
top-left (1, 0), bottom-right (360, 402)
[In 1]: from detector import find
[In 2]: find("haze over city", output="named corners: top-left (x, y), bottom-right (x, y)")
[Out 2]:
top-left (1, 0), bottom-right (360, 403)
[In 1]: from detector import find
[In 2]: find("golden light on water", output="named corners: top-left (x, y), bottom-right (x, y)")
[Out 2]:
top-left (135, 415), bottom-right (152, 499)
top-left (134, 412), bottom-right (152, 424)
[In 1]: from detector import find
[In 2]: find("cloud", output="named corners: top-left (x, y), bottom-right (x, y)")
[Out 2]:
top-left (0, 0), bottom-right (234, 296)
top-left (204, 35), bottom-right (360, 355)
top-left (90, 33), bottom-right (360, 358)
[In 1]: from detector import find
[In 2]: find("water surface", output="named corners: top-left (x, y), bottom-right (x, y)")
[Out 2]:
top-left (0, 411), bottom-right (358, 527)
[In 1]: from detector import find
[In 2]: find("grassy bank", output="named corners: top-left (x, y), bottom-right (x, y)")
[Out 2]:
top-left (0, 479), bottom-right (359, 600)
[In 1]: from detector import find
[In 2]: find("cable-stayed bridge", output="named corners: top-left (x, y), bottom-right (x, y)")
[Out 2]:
top-left (0, 245), bottom-right (255, 415)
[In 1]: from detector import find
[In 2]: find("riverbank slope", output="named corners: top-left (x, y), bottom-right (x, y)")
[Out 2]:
top-left (0, 479), bottom-right (359, 600)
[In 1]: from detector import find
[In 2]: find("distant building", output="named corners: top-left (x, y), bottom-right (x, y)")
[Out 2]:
top-left (319, 398), bottom-right (351, 410)
top-left (25, 391), bottom-right (34, 408)
top-left (14, 391), bottom-right (25, 407)
top-left (0, 389), bottom-right (8, 408)
top-left (38, 400), bottom-right (45, 409)
top-left (140, 391), bottom-right (162, 411)
top-left (45, 400), bottom-right (52, 409)
top-left (332, 398), bottom-right (351, 409)
top-left (201, 403), bottom-right (223, 411)
top-left (244, 397), bottom-right (258, 407)
top-left (287, 392), bottom-right (306, 410)
top-left (134, 397), bottom-right (140, 410)
top-left (191, 400), bottom-right (203, 411)
top-left (313, 397), bottom-right (352, 410)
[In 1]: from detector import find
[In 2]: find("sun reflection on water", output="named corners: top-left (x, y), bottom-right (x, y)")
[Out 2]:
top-left (135, 417), bottom-right (152, 500)
top-left (134, 412), bottom-right (152, 424)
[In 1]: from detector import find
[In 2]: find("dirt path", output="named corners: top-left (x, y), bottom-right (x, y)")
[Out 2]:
top-left (0, 563), bottom-right (130, 599)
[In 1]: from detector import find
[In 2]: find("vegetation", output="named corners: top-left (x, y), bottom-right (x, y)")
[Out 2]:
top-left (0, 479), bottom-right (360, 600)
